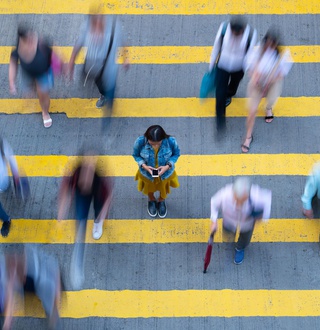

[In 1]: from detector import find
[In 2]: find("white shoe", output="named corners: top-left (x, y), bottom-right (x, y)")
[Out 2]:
top-left (93, 222), bottom-right (103, 240)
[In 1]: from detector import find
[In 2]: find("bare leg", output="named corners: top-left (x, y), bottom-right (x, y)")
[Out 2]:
top-left (148, 192), bottom-right (156, 201)
top-left (36, 83), bottom-right (51, 127)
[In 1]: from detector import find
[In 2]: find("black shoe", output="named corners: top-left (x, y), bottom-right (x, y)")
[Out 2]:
top-left (1, 220), bottom-right (11, 237)
top-left (225, 97), bottom-right (232, 107)
top-left (96, 95), bottom-right (106, 108)
top-left (147, 201), bottom-right (157, 217)
top-left (158, 201), bottom-right (167, 218)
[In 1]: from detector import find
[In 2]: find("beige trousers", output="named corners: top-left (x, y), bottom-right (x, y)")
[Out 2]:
top-left (247, 78), bottom-right (283, 113)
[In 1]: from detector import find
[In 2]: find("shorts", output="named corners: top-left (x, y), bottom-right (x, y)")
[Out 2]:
top-left (35, 68), bottom-right (54, 93)
top-left (23, 68), bottom-right (54, 93)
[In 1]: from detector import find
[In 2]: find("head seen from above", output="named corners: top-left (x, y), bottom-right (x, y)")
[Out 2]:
top-left (144, 125), bottom-right (169, 148)
top-left (233, 177), bottom-right (251, 206)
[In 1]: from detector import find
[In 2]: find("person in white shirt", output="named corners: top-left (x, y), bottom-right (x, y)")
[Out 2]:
top-left (209, 16), bottom-right (257, 131)
top-left (210, 177), bottom-right (272, 264)
top-left (241, 30), bottom-right (293, 152)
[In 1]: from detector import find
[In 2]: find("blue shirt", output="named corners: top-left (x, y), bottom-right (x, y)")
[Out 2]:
top-left (132, 136), bottom-right (180, 181)
top-left (301, 163), bottom-right (320, 210)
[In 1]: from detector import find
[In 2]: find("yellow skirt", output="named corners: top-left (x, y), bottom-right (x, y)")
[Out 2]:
top-left (135, 170), bottom-right (180, 199)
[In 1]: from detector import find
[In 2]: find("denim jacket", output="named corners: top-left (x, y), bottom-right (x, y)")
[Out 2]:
top-left (132, 136), bottom-right (180, 181)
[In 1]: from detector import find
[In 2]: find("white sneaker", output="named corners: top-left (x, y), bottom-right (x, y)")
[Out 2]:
top-left (93, 222), bottom-right (103, 240)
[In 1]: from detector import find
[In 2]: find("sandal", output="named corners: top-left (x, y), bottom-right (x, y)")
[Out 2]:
top-left (265, 108), bottom-right (274, 123)
top-left (43, 117), bottom-right (52, 128)
top-left (241, 136), bottom-right (253, 153)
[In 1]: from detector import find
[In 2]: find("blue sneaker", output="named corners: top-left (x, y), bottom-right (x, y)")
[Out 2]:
top-left (234, 248), bottom-right (244, 265)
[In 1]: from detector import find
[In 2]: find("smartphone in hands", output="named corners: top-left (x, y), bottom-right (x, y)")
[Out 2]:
top-left (152, 169), bottom-right (159, 177)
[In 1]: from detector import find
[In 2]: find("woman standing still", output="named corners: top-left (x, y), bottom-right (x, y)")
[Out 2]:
top-left (133, 125), bottom-right (180, 218)
top-left (241, 30), bottom-right (293, 152)
top-left (9, 27), bottom-right (56, 128)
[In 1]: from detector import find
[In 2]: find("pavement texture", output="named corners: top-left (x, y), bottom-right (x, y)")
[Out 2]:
top-left (0, 6), bottom-right (320, 330)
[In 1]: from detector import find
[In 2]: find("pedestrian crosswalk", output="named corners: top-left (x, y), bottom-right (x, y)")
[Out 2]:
top-left (1, 0), bottom-right (319, 14)
top-left (1, 0), bottom-right (320, 328)
top-left (2, 218), bottom-right (320, 243)
top-left (12, 289), bottom-right (320, 318)
top-left (0, 97), bottom-right (320, 117)
top-left (1, 45), bottom-right (320, 64)
top-left (8, 154), bottom-right (320, 176)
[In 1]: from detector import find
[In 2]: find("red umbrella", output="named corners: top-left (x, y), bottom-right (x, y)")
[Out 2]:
top-left (203, 233), bottom-right (214, 273)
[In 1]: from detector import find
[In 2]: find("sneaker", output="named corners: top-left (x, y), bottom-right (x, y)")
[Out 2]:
top-left (147, 201), bottom-right (157, 217)
top-left (1, 220), bottom-right (11, 237)
top-left (158, 201), bottom-right (167, 218)
top-left (225, 97), bottom-right (232, 107)
top-left (234, 248), bottom-right (245, 265)
top-left (96, 95), bottom-right (106, 108)
top-left (93, 222), bottom-right (103, 240)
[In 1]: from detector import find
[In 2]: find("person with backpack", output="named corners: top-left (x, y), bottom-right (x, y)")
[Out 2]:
top-left (209, 16), bottom-right (257, 131)
top-left (210, 177), bottom-right (272, 264)
top-left (133, 125), bottom-right (180, 218)
top-left (9, 26), bottom-right (61, 128)
top-left (241, 30), bottom-right (293, 152)
top-left (68, 5), bottom-right (129, 111)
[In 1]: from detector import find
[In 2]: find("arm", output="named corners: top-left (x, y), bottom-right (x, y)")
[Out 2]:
top-left (209, 23), bottom-right (224, 72)
top-left (301, 174), bottom-right (318, 218)
top-left (57, 177), bottom-right (72, 221)
top-left (96, 178), bottom-right (113, 221)
top-left (251, 185), bottom-right (272, 221)
top-left (68, 22), bottom-right (87, 75)
top-left (2, 139), bottom-right (19, 180)
top-left (9, 53), bottom-right (18, 95)
top-left (210, 188), bottom-right (225, 233)
top-left (132, 136), bottom-right (146, 167)
top-left (158, 137), bottom-right (180, 176)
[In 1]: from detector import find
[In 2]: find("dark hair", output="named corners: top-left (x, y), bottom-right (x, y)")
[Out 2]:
top-left (230, 15), bottom-right (247, 34)
top-left (144, 125), bottom-right (169, 142)
top-left (262, 29), bottom-right (281, 54)
top-left (17, 25), bottom-right (32, 39)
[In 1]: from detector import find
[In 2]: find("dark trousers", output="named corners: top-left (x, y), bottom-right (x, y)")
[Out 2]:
top-left (0, 201), bottom-right (10, 222)
top-left (95, 76), bottom-right (116, 109)
top-left (74, 191), bottom-right (103, 268)
top-left (215, 67), bottom-right (244, 129)
top-left (223, 226), bottom-right (254, 250)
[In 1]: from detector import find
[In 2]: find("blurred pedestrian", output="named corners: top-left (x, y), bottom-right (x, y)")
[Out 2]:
top-left (9, 26), bottom-right (60, 128)
top-left (302, 162), bottom-right (320, 219)
top-left (68, 5), bottom-right (129, 111)
top-left (210, 177), bottom-right (272, 264)
top-left (0, 137), bottom-right (21, 237)
top-left (58, 150), bottom-right (113, 289)
top-left (2, 247), bottom-right (62, 330)
top-left (241, 29), bottom-right (293, 152)
top-left (133, 125), bottom-right (180, 218)
top-left (209, 16), bottom-right (257, 131)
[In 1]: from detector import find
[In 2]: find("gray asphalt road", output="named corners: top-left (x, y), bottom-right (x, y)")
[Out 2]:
top-left (0, 10), bottom-right (319, 330)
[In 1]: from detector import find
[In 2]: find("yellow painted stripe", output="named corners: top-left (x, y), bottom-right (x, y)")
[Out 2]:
top-left (12, 154), bottom-right (320, 177)
top-left (1, 219), bottom-right (319, 244)
top-left (1, 46), bottom-right (319, 64)
top-left (13, 289), bottom-right (320, 318)
top-left (0, 97), bottom-right (320, 118)
top-left (1, 0), bottom-right (319, 15)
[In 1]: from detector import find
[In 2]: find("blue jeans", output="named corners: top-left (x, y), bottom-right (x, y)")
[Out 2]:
top-left (73, 191), bottom-right (103, 269)
top-left (0, 201), bottom-right (10, 222)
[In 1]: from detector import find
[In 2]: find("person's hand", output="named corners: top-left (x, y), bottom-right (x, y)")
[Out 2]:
top-left (141, 164), bottom-right (154, 176)
top-left (158, 165), bottom-right (170, 176)
top-left (9, 83), bottom-right (17, 95)
top-left (123, 58), bottom-right (130, 71)
top-left (303, 208), bottom-right (314, 219)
